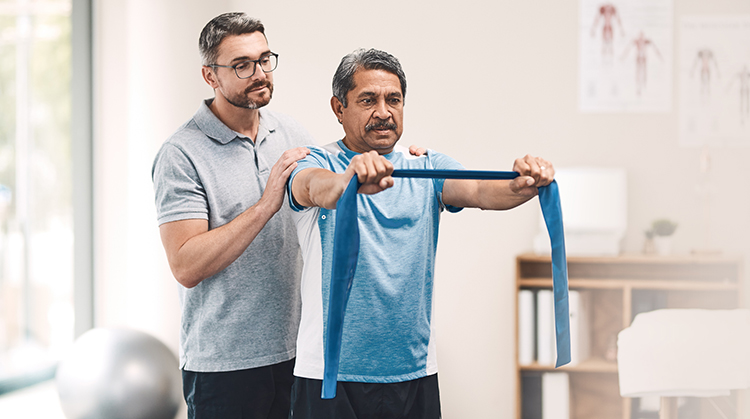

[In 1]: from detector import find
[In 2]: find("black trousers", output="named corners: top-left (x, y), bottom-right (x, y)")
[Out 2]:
top-left (289, 374), bottom-right (441, 419)
top-left (183, 358), bottom-right (295, 419)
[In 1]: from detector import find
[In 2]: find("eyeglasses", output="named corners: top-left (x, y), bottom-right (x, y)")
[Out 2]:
top-left (208, 53), bottom-right (279, 79)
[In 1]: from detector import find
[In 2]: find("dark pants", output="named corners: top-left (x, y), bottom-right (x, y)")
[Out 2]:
top-left (289, 374), bottom-right (441, 419)
top-left (183, 358), bottom-right (296, 419)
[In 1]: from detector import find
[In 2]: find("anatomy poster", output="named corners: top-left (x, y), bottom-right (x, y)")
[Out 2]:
top-left (579, 0), bottom-right (673, 112)
top-left (680, 16), bottom-right (750, 147)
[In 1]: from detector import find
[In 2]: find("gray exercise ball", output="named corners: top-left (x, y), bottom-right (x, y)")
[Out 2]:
top-left (56, 327), bottom-right (181, 419)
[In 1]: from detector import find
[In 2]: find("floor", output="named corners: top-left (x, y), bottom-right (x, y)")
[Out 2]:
top-left (0, 380), bottom-right (66, 419)
top-left (0, 379), bottom-right (189, 419)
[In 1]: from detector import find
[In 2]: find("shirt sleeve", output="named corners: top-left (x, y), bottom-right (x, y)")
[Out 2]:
top-left (152, 142), bottom-right (209, 225)
top-left (426, 150), bottom-right (465, 213)
top-left (287, 146), bottom-right (332, 212)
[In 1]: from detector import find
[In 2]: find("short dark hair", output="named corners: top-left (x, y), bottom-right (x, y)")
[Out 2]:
top-left (332, 48), bottom-right (407, 108)
top-left (199, 12), bottom-right (265, 66)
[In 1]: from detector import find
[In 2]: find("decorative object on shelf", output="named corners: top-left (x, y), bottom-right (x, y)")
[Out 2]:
top-left (618, 309), bottom-right (750, 419)
top-left (649, 218), bottom-right (678, 256)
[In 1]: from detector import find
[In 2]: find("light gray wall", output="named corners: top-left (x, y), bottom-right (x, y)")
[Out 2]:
top-left (95, 0), bottom-right (750, 417)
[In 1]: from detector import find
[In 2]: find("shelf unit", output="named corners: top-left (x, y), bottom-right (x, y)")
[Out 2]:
top-left (515, 253), bottom-right (744, 419)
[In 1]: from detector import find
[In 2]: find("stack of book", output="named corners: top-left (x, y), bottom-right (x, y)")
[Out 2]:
top-left (521, 372), bottom-right (570, 419)
top-left (518, 289), bottom-right (591, 419)
top-left (518, 289), bottom-right (591, 367)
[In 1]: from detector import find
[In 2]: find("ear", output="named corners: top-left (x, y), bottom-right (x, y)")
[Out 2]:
top-left (202, 66), bottom-right (219, 89)
top-left (330, 96), bottom-right (344, 124)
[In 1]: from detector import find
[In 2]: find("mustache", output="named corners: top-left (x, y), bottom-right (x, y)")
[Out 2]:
top-left (365, 121), bottom-right (397, 132)
top-left (244, 80), bottom-right (272, 94)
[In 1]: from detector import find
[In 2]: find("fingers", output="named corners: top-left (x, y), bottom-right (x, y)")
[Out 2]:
top-left (408, 145), bottom-right (428, 157)
top-left (270, 147), bottom-right (310, 177)
top-left (509, 176), bottom-right (538, 196)
top-left (280, 147), bottom-right (311, 167)
top-left (349, 151), bottom-right (394, 194)
top-left (512, 154), bottom-right (554, 187)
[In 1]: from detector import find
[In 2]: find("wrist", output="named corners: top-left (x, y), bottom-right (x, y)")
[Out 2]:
top-left (253, 196), bottom-right (279, 221)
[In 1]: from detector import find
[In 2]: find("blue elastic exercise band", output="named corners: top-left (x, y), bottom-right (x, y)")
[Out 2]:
top-left (322, 169), bottom-right (570, 399)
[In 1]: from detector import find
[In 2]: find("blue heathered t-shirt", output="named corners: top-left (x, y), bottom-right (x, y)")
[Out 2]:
top-left (288, 140), bottom-right (463, 383)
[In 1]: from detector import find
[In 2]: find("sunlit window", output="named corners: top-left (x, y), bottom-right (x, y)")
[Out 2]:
top-left (0, 0), bottom-right (74, 391)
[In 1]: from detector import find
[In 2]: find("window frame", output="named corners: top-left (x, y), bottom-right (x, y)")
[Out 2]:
top-left (0, 0), bottom-right (93, 396)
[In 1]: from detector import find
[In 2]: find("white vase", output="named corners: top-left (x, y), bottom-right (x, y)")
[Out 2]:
top-left (653, 236), bottom-right (673, 256)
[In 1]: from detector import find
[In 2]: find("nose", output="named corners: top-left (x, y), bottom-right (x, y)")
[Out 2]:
top-left (249, 62), bottom-right (267, 81)
top-left (372, 99), bottom-right (390, 120)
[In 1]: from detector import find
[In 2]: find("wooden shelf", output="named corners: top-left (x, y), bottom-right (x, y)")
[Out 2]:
top-left (519, 278), bottom-right (740, 291)
top-left (514, 253), bottom-right (744, 419)
top-left (520, 358), bottom-right (618, 374)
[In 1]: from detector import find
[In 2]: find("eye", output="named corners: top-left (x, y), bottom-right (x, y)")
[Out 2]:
top-left (260, 56), bottom-right (271, 65)
top-left (361, 98), bottom-right (373, 105)
top-left (234, 61), bottom-right (250, 71)
top-left (389, 97), bottom-right (402, 105)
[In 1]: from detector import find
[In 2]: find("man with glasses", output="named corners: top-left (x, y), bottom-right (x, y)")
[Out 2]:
top-left (152, 12), bottom-right (312, 419)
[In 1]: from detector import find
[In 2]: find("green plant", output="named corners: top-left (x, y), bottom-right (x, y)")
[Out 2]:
top-left (651, 218), bottom-right (678, 236)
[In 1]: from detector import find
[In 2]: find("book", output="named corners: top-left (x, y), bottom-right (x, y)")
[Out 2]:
top-left (521, 372), bottom-right (543, 419)
top-left (536, 290), bottom-right (555, 366)
top-left (568, 290), bottom-right (591, 366)
top-left (542, 372), bottom-right (570, 419)
top-left (518, 290), bottom-right (536, 366)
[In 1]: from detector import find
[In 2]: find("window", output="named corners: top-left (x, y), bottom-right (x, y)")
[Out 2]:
top-left (0, 0), bottom-right (89, 393)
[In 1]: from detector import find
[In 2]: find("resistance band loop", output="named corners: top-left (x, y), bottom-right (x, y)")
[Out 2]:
top-left (322, 169), bottom-right (570, 399)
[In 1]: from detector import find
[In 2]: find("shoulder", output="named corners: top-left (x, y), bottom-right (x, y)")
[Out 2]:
top-left (260, 108), bottom-right (316, 146)
top-left (389, 144), bottom-right (464, 170)
top-left (153, 119), bottom-right (202, 163)
top-left (425, 149), bottom-right (464, 170)
top-left (159, 117), bottom-right (209, 154)
top-left (260, 108), bottom-right (297, 126)
top-left (299, 142), bottom-right (343, 168)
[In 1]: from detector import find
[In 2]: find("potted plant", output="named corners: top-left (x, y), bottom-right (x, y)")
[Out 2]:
top-left (649, 218), bottom-right (678, 255)
top-left (643, 229), bottom-right (655, 255)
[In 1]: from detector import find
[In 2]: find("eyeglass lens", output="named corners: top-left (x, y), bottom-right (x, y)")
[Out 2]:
top-left (236, 54), bottom-right (278, 78)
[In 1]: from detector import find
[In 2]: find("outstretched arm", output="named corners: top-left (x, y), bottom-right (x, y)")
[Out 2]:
top-left (620, 41), bottom-right (633, 61)
top-left (650, 42), bottom-right (663, 60)
top-left (691, 54), bottom-right (701, 77)
top-left (591, 10), bottom-right (601, 36)
top-left (711, 55), bottom-right (721, 78)
top-left (159, 146), bottom-right (310, 288)
top-left (291, 150), bottom-right (395, 209)
top-left (442, 154), bottom-right (554, 210)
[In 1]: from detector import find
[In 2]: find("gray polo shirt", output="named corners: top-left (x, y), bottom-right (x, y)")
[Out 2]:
top-left (152, 99), bottom-right (315, 372)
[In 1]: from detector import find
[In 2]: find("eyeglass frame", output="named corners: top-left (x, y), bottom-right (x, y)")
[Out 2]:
top-left (207, 52), bottom-right (279, 79)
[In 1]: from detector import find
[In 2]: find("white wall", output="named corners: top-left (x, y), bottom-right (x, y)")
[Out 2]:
top-left (94, 0), bottom-right (750, 418)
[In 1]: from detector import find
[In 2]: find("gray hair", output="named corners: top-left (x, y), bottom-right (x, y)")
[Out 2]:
top-left (199, 12), bottom-right (266, 66)
top-left (332, 48), bottom-right (407, 108)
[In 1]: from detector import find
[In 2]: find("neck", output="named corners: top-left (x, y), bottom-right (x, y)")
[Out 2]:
top-left (209, 95), bottom-right (261, 140)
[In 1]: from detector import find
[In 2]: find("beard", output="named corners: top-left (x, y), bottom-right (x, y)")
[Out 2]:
top-left (224, 79), bottom-right (274, 109)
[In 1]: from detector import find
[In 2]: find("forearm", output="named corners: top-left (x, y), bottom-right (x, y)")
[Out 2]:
top-left (443, 179), bottom-right (537, 210)
top-left (475, 179), bottom-right (536, 210)
top-left (292, 168), bottom-right (348, 210)
top-left (161, 200), bottom-right (276, 288)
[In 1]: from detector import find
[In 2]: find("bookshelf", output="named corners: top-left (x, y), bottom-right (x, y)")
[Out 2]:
top-left (515, 253), bottom-right (744, 419)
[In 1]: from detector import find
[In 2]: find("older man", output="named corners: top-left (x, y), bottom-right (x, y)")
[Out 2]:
top-left (286, 48), bottom-right (555, 418)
